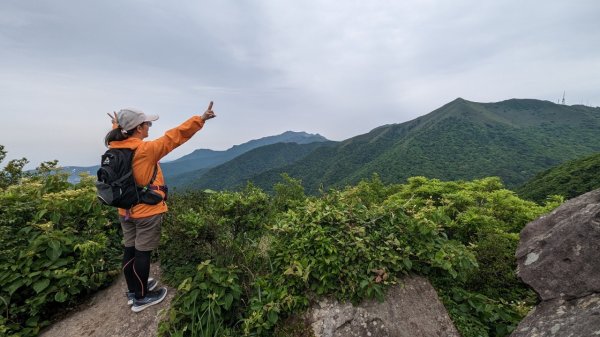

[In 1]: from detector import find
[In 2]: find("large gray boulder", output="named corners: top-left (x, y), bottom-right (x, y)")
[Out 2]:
top-left (306, 274), bottom-right (460, 337)
top-left (510, 293), bottom-right (600, 336)
top-left (515, 189), bottom-right (600, 301)
top-left (511, 189), bottom-right (600, 337)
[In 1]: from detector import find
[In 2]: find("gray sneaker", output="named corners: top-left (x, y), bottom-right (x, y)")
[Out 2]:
top-left (126, 277), bottom-right (158, 305)
top-left (131, 287), bottom-right (168, 313)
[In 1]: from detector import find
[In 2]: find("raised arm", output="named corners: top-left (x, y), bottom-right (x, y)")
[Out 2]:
top-left (145, 101), bottom-right (216, 161)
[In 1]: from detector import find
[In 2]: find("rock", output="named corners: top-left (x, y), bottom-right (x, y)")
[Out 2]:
top-left (510, 293), bottom-right (600, 337)
top-left (306, 274), bottom-right (460, 337)
top-left (39, 264), bottom-right (175, 337)
top-left (515, 189), bottom-right (600, 301)
top-left (511, 189), bottom-right (600, 336)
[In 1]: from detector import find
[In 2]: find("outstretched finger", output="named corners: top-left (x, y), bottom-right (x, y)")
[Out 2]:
top-left (207, 101), bottom-right (213, 111)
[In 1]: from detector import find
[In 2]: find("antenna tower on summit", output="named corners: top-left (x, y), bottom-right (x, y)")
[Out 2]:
top-left (561, 91), bottom-right (565, 105)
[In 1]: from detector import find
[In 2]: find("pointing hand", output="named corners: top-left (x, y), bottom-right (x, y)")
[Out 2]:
top-left (201, 101), bottom-right (216, 121)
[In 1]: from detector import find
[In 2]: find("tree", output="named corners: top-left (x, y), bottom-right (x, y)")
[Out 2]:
top-left (0, 145), bottom-right (29, 189)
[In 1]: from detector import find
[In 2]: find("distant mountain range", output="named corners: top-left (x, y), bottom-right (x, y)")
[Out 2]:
top-left (181, 141), bottom-right (337, 190)
top-left (64, 98), bottom-right (600, 196)
top-left (179, 98), bottom-right (600, 193)
top-left (62, 131), bottom-right (329, 183)
top-left (162, 131), bottom-right (328, 182)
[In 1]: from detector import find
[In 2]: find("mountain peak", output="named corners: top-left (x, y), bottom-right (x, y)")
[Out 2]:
top-left (161, 131), bottom-right (330, 179)
top-left (227, 131), bottom-right (328, 151)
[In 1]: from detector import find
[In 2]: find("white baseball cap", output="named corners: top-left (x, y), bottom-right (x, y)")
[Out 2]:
top-left (117, 108), bottom-right (159, 131)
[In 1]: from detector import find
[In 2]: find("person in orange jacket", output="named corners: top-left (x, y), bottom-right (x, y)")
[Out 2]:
top-left (104, 102), bottom-right (216, 312)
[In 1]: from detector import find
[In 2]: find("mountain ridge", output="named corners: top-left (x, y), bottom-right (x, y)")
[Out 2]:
top-left (179, 141), bottom-right (337, 190)
top-left (194, 98), bottom-right (600, 193)
top-left (516, 152), bottom-right (600, 202)
top-left (161, 131), bottom-right (328, 179)
top-left (61, 131), bottom-right (329, 182)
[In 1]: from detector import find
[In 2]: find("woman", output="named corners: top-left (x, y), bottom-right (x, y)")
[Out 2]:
top-left (104, 102), bottom-right (216, 313)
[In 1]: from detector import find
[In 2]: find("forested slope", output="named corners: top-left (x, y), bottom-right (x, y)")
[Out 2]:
top-left (516, 152), bottom-right (600, 202)
top-left (239, 99), bottom-right (600, 193)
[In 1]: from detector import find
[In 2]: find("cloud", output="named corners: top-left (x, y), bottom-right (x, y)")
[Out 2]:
top-left (0, 0), bottom-right (598, 169)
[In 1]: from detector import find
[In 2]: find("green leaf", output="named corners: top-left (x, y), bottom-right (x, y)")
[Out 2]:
top-left (54, 290), bottom-right (68, 302)
top-left (223, 293), bottom-right (234, 310)
top-left (402, 257), bottom-right (412, 270)
top-left (46, 240), bottom-right (62, 261)
top-left (268, 310), bottom-right (278, 324)
top-left (33, 279), bottom-right (50, 294)
top-left (34, 209), bottom-right (48, 222)
top-left (7, 279), bottom-right (25, 295)
top-left (25, 315), bottom-right (39, 327)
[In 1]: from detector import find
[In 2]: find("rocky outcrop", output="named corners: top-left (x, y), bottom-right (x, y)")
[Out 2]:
top-left (510, 294), bottom-right (600, 337)
top-left (40, 264), bottom-right (174, 337)
top-left (307, 274), bottom-right (460, 337)
top-left (515, 189), bottom-right (600, 301)
top-left (511, 189), bottom-right (600, 336)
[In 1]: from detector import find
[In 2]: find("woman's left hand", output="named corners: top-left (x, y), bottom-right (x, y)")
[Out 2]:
top-left (107, 111), bottom-right (118, 126)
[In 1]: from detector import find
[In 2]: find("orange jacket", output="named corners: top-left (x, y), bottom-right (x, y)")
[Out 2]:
top-left (109, 116), bottom-right (205, 218)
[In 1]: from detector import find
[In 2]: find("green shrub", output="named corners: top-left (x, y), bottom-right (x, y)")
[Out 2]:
top-left (160, 260), bottom-right (242, 337)
top-left (161, 185), bottom-right (274, 286)
top-left (159, 175), bottom-right (558, 337)
top-left (240, 178), bottom-right (478, 336)
top-left (160, 184), bottom-right (276, 336)
top-left (390, 176), bottom-right (559, 336)
top-left (272, 173), bottom-right (306, 212)
top-left (0, 170), bottom-right (121, 336)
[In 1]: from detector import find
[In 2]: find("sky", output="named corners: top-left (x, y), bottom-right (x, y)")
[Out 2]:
top-left (1, 0), bottom-right (599, 169)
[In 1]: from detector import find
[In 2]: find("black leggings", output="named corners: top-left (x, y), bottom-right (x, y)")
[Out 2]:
top-left (122, 247), bottom-right (152, 298)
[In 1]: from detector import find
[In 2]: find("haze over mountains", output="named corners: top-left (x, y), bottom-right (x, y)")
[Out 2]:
top-left (65, 98), bottom-right (600, 195)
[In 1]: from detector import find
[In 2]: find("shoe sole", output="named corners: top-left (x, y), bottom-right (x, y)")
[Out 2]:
top-left (131, 288), bottom-right (168, 313)
top-left (127, 279), bottom-right (158, 305)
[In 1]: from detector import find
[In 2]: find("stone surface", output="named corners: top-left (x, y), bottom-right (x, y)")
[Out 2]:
top-left (510, 293), bottom-right (600, 337)
top-left (307, 274), bottom-right (460, 337)
top-left (515, 189), bottom-right (600, 301)
top-left (39, 264), bottom-right (175, 337)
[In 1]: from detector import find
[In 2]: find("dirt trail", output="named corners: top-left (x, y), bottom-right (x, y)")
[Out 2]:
top-left (39, 264), bottom-right (176, 337)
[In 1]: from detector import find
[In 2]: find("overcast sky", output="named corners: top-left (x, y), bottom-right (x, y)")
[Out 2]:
top-left (1, 0), bottom-right (599, 169)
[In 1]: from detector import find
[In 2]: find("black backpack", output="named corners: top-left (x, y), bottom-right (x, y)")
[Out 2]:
top-left (95, 148), bottom-right (163, 209)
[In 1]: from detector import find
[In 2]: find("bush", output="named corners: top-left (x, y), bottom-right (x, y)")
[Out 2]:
top-left (389, 176), bottom-right (559, 336)
top-left (160, 260), bottom-right (242, 337)
top-left (0, 167), bottom-right (121, 336)
top-left (158, 175), bottom-right (557, 336)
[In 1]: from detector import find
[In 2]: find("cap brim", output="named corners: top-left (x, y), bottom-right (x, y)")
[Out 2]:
top-left (144, 114), bottom-right (159, 122)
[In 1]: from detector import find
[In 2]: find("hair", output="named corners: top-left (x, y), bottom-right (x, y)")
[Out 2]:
top-left (104, 127), bottom-right (138, 147)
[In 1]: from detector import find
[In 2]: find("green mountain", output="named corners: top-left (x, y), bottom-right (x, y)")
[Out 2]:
top-left (176, 141), bottom-right (336, 190)
top-left (204, 98), bottom-right (600, 193)
top-left (162, 131), bottom-right (328, 180)
top-left (516, 152), bottom-right (600, 202)
top-left (63, 131), bottom-right (328, 184)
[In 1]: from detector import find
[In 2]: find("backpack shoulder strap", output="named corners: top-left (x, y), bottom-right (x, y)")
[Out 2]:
top-left (128, 147), bottom-right (159, 186)
top-left (148, 165), bottom-right (159, 185)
